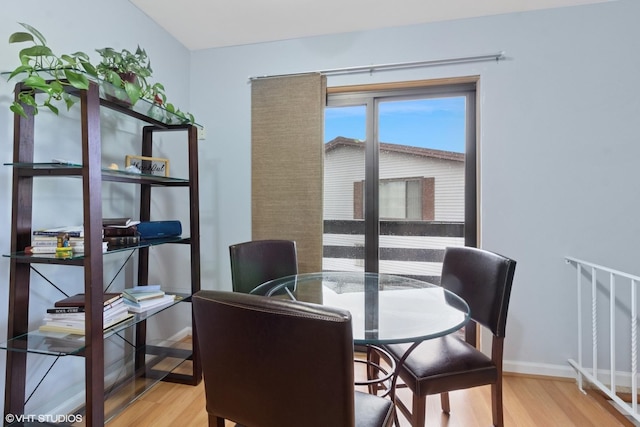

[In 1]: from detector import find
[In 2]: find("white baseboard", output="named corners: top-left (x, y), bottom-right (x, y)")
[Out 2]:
top-left (159, 326), bottom-right (192, 345)
top-left (503, 360), bottom-right (578, 379)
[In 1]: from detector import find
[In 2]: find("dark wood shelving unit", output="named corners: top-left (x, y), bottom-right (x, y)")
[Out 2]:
top-left (2, 80), bottom-right (202, 426)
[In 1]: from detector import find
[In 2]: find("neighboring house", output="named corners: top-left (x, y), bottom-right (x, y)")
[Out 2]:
top-left (323, 136), bottom-right (465, 276)
top-left (324, 136), bottom-right (464, 221)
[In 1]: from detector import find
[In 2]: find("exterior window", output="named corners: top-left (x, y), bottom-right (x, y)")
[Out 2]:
top-left (354, 177), bottom-right (434, 220)
top-left (323, 80), bottom-right (476, 282)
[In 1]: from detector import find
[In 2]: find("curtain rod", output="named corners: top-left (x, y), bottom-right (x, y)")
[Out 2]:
top-left (248, 51), bottom-right (505, 81)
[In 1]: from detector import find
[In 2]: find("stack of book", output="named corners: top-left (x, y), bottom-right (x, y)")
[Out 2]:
top-left (41, 333), bottom-right (86, 354)
top-left (25, 226), bottom-right (107, 254)
top-left (122, 285), bottom-right (176, 313)
top-left (39, 293), bottom-right (133, 335)
top-left (103, 218), bottom-right (141, 249)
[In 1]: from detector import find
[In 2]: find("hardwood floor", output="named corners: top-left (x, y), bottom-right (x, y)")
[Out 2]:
top-left (107, 372), bottom-right (631, 427)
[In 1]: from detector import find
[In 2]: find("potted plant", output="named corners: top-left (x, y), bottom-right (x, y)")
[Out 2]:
top-left (7, 23), bottom-right (196, 124)
top-left (6, 22), bottom-right (96, 118)
top-left (95, 46), bottom-right (152, 106)
top-left (95, 48), bottom-right (195, 123)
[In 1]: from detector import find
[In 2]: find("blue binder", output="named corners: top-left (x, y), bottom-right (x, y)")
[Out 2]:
top-left (137, 220), bottom-right (182, 239)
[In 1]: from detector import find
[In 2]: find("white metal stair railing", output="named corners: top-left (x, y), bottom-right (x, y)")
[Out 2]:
top-left (565, 256), bottom-right (639, 422)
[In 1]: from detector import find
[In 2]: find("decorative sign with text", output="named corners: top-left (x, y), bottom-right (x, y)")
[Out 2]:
top-left (125, 155), bottom-right (170, 177)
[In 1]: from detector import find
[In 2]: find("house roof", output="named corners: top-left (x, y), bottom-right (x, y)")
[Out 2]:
top-left (325, 137), bottom-right (464, 162)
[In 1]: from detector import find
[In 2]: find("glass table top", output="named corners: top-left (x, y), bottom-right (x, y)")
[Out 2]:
top-left (254, 271), bottom-right (470, 345)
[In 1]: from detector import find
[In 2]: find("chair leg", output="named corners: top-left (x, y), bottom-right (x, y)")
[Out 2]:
top-left (208, 414), bottom-right (225, 427)
top-left (491, 382), bottom-right (504, 427)
top-left (368, 346), bottom-right (381, 395)
top-left (411, 394), bottom-right (427, 427)
top-left (440, 392), bottom-right (450, 414)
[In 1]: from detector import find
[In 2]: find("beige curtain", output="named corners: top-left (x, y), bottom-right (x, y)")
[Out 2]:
top-left (251, 73), bottom-right (326, 273)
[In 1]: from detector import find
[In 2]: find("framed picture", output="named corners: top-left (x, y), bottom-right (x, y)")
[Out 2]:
top-left (125, 155), bottom-right (170, 177)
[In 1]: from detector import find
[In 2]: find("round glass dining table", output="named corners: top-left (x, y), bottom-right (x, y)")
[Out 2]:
top-left (252, 271), bottom-right (470, 345)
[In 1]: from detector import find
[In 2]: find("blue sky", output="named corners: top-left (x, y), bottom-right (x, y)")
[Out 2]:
top-left (324, 96), bottom-right (466, 153)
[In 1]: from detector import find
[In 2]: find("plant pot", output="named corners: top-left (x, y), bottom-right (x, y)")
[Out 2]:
top-left (103, 72), bottom-right (137, 107)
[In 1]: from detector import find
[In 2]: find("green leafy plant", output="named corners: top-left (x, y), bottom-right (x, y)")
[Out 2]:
top-left (164, 102), bottom-right (195, 125)
top-left (144, 81), bottom-right (195, 124)
top-left (95, 46), bottom-right (152, 106)
top-left (7, 22), bottom-right (96, 118)
top-left (7, 23), bottom-right (196, 124)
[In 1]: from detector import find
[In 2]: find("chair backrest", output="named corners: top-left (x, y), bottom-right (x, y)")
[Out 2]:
top-left (193, 290), bottom-right (356, 427)
top-left (229, 239), bottom-right (298, 294)
top-left (440, 246), bottom-right (516, 338)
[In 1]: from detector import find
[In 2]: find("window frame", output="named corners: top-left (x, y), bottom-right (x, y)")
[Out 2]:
top-left (326, 78), bottom-right (478, 273)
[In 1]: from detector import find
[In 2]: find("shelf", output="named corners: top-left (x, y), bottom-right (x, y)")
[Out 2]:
top-left (4, 162), bottom-right (190, 186)
top-left (0, 294), bottom-right (191, 356)
top-left (102, 341), bottom-right (195, 423)
top-left (4, 73), bottom-right (202, 426)
top-left (5, 339), bottom-right (194, 426)
top-left (2, 69), bottom-right (202, 129)
top-left (3, 237), bottom-right (191, 265)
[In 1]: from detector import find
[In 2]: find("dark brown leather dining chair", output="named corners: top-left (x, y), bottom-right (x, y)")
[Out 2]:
top-left (192, 290), bottom-right (395, 427)
top-left (384, 246), bottom-right (516, 427)
top-left (229, 239), bottom-right (298, 294)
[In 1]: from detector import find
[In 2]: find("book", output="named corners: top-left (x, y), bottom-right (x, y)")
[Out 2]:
top-left (47, 306), bottom-right (86, 314)
top-left (43, 304), bottom-right (128, 322)
top-left (44, 304), bottom-right (128, 325)
top-left (39, 312), bottom-right (134, 335)
top-left (30, 236), bottom-right (58, 243)
top-left (103, 225), bottom-right (139, 237)
top-left (26, 242), bottom-right (107, 254)
top-left (103, 218), bottom-right (138, 227)
top-left (104, 235), bottom-right (140, 247)
top-left (25, 246), bottom-right (60, 254)
top-left (43, 313), bottom-right (87, 322)
top-left (127, 284), bottom-right (162, 292)
top-left (32, 225), bottom-right (85, 238)
top-left (31, 236), bottom-right (85, 246)
top-left (41, 333), bottom-right (86, 354)
top-left (122, 287), bottom-right (165, 303)
top-left (46, 297), bottom-right (124, 314)
top-left (66, 242), bottom-right (108, 253)
top-left (43, 332), bottom-right (85, 354)
top-left (32, 226), bottom-right (105, 239)
top-left (54, 293), bottom-right (122, 308)
top-left (123, 294), bottom-right (177, 313)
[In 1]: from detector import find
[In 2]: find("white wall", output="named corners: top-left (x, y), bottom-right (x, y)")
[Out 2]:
top-left (1, 0), bottom-right (639, 417)
top-left (190, 0), bottom-right (640, 378)
top-left (0, 0), bottom-right (193, 416)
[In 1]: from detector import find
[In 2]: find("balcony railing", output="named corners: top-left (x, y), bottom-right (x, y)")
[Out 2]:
top-left (323, 220), bottom-right (465, 284)
top-left (565, 256), bottom-right (640, 422)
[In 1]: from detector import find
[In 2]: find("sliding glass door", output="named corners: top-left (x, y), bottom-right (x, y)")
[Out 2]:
top-left (323, 82), bottom-right (476, 283)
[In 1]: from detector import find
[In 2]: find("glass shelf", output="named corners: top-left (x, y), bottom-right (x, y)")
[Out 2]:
top-left (102, 340), bottom-right (195, 424)
top-left (3, 162), bottom-right (190, 186)
top-left (2, 69), bottom-right (202, 129)
top-left (0, 293), bottom-right (191, 356)
top-left (5, 338), bottom-right (194, 426)
top-left (3, 236), bottom-right (191, 264)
